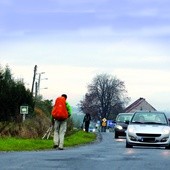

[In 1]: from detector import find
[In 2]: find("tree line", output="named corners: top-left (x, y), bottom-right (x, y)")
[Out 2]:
top-left (0, 65), bottom-right (53, 122)
top-left (0, 65), bottom-right (35, 122)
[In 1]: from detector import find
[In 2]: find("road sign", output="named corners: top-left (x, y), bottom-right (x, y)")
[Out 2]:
top-left (20, 106), bottom-right (28, 114)
top-left (20, 106), bottom-right (28, 122)
top-left (102, 118), bottom-right (107, 127)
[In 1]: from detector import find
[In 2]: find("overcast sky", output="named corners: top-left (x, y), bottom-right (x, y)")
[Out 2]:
top-left (0, 0), bottom-right (170, 111)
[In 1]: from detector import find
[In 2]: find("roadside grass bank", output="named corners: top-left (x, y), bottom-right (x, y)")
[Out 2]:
top-left (0, 130), bottom-right (97, 151)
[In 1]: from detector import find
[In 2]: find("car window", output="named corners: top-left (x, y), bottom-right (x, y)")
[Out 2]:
top-left (131, 112), bottom-right (168, 125)
top-left (117, 114), bottom-right (133, 122)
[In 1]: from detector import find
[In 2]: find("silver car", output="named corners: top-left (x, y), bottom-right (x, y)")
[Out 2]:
top-left (126, 111), bottom-right (170, 149)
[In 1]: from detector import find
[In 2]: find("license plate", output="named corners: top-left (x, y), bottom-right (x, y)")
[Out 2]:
top-left (141, 138), bottom-right (155, 142)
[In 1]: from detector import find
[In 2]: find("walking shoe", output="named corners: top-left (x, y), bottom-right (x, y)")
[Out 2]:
top-left (58, 147), bottom-right (64, 150)
top-left (53, 145), bottom-right (58, 149)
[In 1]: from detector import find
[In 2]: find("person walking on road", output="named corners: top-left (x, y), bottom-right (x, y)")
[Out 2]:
top-left (51, 94), bottom-right (72, 150)
top-left (83, 113), bottom-right (91, 132)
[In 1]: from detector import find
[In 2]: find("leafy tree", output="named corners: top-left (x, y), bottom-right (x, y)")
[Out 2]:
top-left (79, 73), bottom-right (129, 121)
top-left (0, 65), bottom-right (34, 122)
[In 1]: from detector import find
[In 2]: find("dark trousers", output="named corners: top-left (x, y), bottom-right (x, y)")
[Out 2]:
top-left (85, 121), bottom-right (90, 132)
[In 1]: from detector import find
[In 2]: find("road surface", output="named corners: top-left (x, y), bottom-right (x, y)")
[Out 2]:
top-left (0, 132), bottom-right (170, 170)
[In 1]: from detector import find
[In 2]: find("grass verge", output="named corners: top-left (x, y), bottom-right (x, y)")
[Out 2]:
top-left (0, 130), bottom-right (97, 151)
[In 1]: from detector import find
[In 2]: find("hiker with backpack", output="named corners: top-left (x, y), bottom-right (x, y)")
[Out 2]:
top-left (51, 94), bottom-right (72, 150)
top-left (83, 113), bottom-right (91, 132)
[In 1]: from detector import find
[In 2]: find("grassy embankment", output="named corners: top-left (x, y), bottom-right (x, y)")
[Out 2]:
top-left (0, 130), bottom-right (97, 151)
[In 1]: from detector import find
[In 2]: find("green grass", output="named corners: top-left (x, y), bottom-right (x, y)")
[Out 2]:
top-left (65, 130), bottom-right (96, 147)
top-left (0, 131), bottom-right (97, 151)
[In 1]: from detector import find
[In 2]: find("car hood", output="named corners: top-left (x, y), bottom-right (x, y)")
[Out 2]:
top-left (129, 124), bottom-right (170, 134)
top-left (116, 122), bottom-right (127, 128)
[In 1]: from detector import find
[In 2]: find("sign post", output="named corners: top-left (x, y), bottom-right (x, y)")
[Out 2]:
top-left (101, 118), bottom-right (107, 132)
top-left (20, 106), bottom-right (28, 122)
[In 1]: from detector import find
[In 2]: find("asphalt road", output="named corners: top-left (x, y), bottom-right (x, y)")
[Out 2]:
top-left (0, 132), bottom-right (170, 170)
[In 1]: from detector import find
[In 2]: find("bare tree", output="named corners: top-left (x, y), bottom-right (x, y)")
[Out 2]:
top-left (79, 73), bottom-right (129, 120)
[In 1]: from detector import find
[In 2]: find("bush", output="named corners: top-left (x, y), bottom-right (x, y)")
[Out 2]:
top-left (0, 106), bottom-right (76, 139)
top-left (0, 107), bottom-right (51, 138)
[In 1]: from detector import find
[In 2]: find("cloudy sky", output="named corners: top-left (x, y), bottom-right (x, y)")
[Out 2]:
top-left (0, 0), bottom-right (170, 111)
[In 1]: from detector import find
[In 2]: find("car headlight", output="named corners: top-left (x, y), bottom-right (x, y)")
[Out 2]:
top-left (116, 125), bottom-right (123, 130)
top-left (128, 126), bottom-right (135, 133)
top-left (162, 127), bottom-right (170, 135)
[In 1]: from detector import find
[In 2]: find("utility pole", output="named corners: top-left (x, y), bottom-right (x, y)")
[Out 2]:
top-left (35, 82), bottom-right (38, 99)
top-left (37, 72), bottom-right (46, 95)
top-left (37, 73), bottom-right (42, 95)
top-left (31, 65), bottom-right (37, 96)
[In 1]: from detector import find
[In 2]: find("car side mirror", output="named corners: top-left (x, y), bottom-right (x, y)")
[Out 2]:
top-left (125, 120), bottom-right (130, 124)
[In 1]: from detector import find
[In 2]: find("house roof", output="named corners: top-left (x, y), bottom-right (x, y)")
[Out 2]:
top-left (124, 97), bottom-right (156, 113)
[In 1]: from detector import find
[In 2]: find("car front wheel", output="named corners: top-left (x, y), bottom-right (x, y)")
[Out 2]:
top-left (115, 132), bottom-right (118, 139)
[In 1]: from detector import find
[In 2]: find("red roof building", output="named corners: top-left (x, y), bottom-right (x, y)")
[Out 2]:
top-left (124, 97), bottom-right (156, 113)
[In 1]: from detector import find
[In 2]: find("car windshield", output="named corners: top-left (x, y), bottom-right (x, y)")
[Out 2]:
top-left (117, 114), bottom-right (133, 122)
top-left (131, 112), bottom-right (168, 125)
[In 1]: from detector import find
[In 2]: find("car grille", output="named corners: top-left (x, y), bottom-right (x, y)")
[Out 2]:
top-left (140, 138), bottom-right (156, 143)
top-left (136, 133), bottom-right (161, 137)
